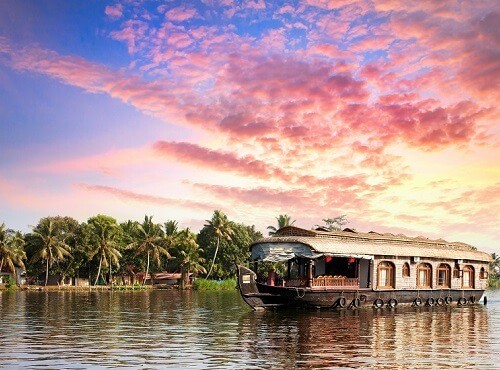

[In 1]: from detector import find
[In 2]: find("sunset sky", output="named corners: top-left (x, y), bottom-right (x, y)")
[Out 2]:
top-left (0, 0), bottom-right (498, 253)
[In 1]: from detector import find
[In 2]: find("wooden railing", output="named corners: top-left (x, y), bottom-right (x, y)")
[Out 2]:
top-left (285, 278), bottom-right (307, 287)
top-left (282, 276), bottom-right (360, 288)
top-left (312, 276), bottom-right (359, 287)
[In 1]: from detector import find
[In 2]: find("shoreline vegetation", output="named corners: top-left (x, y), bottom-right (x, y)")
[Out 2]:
top-left (2, 213), bottom-right (499, 292)
top-left (0, 278), bottom-right (238, 292)
top-left (0, 211), bottom-right (261, 291)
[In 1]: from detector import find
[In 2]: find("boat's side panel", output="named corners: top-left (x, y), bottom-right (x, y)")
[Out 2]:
top-left (236, 265), bottom-right (484, 309)
top-left (237, 265), bottom-right (291, 310)
top-left (297, 289), bottom-right (484, 308)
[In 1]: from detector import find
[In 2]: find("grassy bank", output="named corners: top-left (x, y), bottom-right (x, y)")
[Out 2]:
top-left (489, 276), bottom-right (500, 289)
top-left (192, 278), bottom-right (237, 291)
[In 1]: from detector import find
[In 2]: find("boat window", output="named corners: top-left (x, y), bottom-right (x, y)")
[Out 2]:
top-left (402, 262), bottom-right (410, 278)
top-left (377, 261), bottom-right (395, 289)
top-left (480, 267), bottom-right (488, 279)
top-left (417, 263), bottom-right (432, 288)
top-left (436, 263), bottom-right (451, 288)
top-left (462, 265), bottom-right (474, 288)
top-left (453, 264), bottom-right (460, 278)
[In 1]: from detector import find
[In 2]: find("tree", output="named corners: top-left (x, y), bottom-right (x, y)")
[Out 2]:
top-left (87, 215), bottom-right (122, 285)
top-left (198, 221), bottom-right (261, 280)
top-left (129, 215), bottom-right (170, 284)
top-left (177, 228), bottom-right (206, 289)
top-left (318, 215), bottom-right (348, 231)
top-left (490, 253), bottom-right (500, 278)
top-left (203, 210), bottom-right (234, 279)
top-left (116, 220), bottom-right (140, 284)
top-left (267, 214), bottom-right (295, 236)
top-left (29, 217), bottom-right (72, 286)
top-left (0, 223), bottom-right (26, 281)
top-left (162, 220), bottom-right (180, 272)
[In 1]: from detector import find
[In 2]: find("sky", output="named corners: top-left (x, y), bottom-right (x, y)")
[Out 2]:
top-left (0, 0), bottom-right (498, 253)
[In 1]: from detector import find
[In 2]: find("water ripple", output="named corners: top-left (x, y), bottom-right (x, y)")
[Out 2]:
top-left (1, 289), bottom-right (499, 369)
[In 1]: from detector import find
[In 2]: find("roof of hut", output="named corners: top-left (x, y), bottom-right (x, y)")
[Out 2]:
top-left (252, 226), bottom-right (491, 262)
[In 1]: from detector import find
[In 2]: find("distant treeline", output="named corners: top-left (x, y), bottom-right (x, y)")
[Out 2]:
top-left (0, 210), bottom-right (262, 288)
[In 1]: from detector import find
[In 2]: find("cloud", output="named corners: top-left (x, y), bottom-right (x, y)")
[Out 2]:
top-left (1, 1), bottom-right (498, 252)
top-left (152, 141), bottom-right (289, 181)
top-left (105, 4), bottom-right (123, 20)
top-left (166, 5), bottom-right (199, 22)
top-left (79, 183), bottom-right (217, 211)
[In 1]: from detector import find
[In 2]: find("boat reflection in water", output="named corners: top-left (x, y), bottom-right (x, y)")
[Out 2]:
top-left (0, 290), bottom-right (498, 368)
top-left (237, 305), bottom-right (494, 369)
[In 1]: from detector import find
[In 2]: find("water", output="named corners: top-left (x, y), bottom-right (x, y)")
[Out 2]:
top-left (1, 289), bottom-right (499, 369)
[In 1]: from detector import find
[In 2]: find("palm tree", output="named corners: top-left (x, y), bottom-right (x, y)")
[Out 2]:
top-left (162, 220), bottom-right (180, 272)
top-left (130, 215), bottom-right (170, 284)
top-left (87, 215), bottom-right (122, 286)
top-left (30, 218), bottom-right (72, 286)
top-left (177, 228), bottom-right (206, 289)
top-left (490, 253), bottom-right (500, 278)
top-left (267, 214), bottom-right (296, 236)
top-left (205, 210), bottom-right (234, 279)
top-left (0, 224), bottom-right (26, 282)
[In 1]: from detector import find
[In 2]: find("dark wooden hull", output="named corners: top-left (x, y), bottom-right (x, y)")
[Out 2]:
top-left (237, 265), bottom-right (485, 310)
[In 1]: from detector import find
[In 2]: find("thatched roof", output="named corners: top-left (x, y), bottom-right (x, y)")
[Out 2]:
top-left (252, 226), bottom-right (490, 262)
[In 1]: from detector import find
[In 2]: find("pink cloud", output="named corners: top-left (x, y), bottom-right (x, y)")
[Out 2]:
top-left (166, 6), bottom-right (199, 22)
top-left (105, 4), bottom-right (123, 20)
top-left (79, 184), bottom-right (216, 211)
top-left (152, 141), bottom-right (289, 181)
top-left (110, 20), bottom-right (149, 54)
top-left (244, 0), bottom-right (266, 10)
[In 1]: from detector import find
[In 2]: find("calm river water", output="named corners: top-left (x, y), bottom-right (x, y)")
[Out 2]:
top-left (1, 289), bottom-right (499, 369)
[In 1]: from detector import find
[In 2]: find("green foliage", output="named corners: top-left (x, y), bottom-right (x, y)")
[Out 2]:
top-left (176, 228), bottom-right (206, 289)
top-left (489, 275), bottom-right (500, 289)
top-left (318, 215), bottom-right (348, 231)
top-left (0, 223), bottom-right (26, 278)
top-left (490, 253), bottom-right (500, 278)
top-left (2, 211), bottom-right (264, 287)
top-left (86, 215), bottom-right (122, 285)
top-left (267, 214), bottom-right (295, 236)
top-left (192, 278), bottom-right (237, 291)
top-left (198, 213), bottom-right (262, 279)
top-left (4, 276), bottom-right (17, 289)
top-left (129, 215), bottom-right (170, 283)
top-left (28, 217), bottom-right (73, 285)
top-left (203, 210), bottom-right (234, 278)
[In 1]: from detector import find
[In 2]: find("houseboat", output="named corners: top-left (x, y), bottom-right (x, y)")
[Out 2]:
top-left (237, 226), bottom-right (490, 310)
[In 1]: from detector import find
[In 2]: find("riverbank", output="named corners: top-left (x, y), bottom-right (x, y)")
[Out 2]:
top-left (0, 278), bottom-right (238, 292)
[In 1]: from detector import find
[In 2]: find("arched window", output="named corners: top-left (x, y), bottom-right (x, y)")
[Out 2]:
top-left (377, 261), bottom-right (395, 289)
top-left (402, 262), bottom-right (410, 277)
top-left (462, 265), bottom-right (475, 288)
top-left (417, 263), bottom-right (432, 288)
top-left (453, 263), bottom-right (460, 278)
top-left (436, 263), bottom-right (451, 288)
top-left (480, 267), bottom-right (488, 279)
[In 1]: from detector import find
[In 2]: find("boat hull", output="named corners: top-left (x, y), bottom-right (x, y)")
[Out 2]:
top-left (237, 265), bottom-right (485, 310)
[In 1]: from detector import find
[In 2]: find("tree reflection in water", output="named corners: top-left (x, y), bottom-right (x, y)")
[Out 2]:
top-left (0, 290), bottom-right (498, 368)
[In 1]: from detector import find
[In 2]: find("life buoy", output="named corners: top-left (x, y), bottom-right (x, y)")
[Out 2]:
top-left (436, 297), bottom-right (445, 306)
top-left (296, 288), bottom-right (306, 298)
top-left (373, 298), bottom-right (384, 308)
top-left (426, 297), bottom-right (435, 306)
top-left (445, 296), bottom-right (452, 305)
top-left (387, 298), bottom-right (398, 308)
top-left (336, 297), bottom-right (347, 308)
top-left (351, 298), bottom-right (361, 309)
top-left (469, 296), bottom-right (476, 304)
top-left (458, 297), bottom-right (467, 306)
top-left (413, 297), bottom-right (423, 307)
